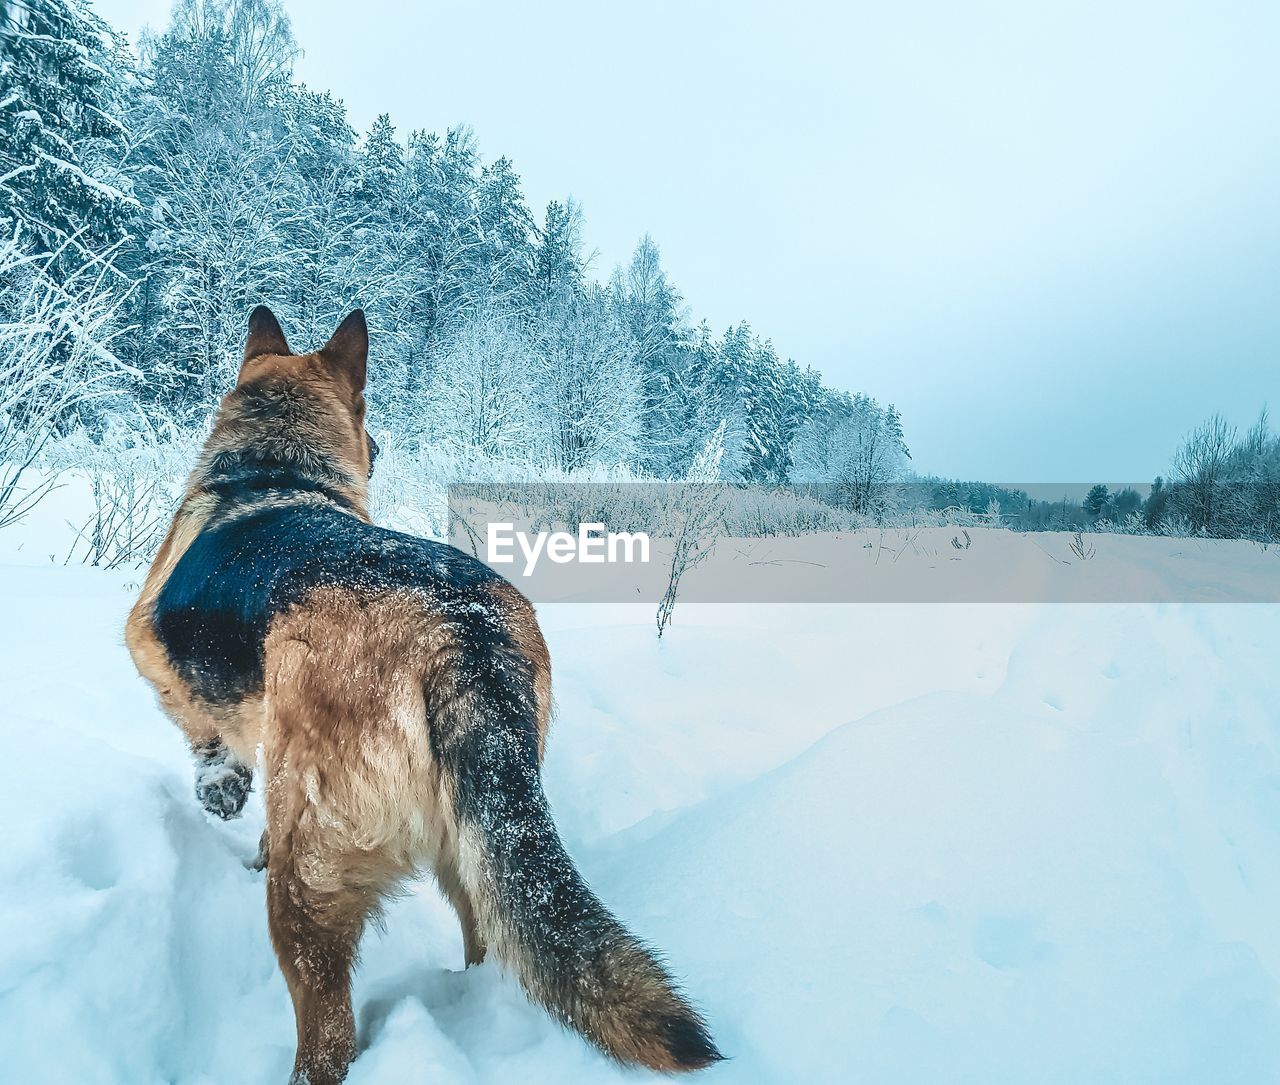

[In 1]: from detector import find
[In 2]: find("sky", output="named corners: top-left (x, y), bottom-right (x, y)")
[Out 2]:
top-left (95, 0), bottom-right (1280, 481)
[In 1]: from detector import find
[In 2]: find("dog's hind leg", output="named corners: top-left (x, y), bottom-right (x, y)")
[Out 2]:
top-left (436, 856), bottom-right (487, 967)
top-left (266, 830), bottom-right (376, 1085)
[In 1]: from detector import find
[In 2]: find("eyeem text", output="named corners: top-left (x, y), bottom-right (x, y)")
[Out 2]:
top-left (486, 522), bottom-right (651, 576)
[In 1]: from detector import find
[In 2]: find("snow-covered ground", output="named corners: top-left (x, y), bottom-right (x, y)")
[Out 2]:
top-left (3, 510), bottom-right (1280, 1083)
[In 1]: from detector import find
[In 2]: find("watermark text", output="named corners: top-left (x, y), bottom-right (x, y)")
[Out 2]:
top-left (487, 522), bottom-right (651, 576)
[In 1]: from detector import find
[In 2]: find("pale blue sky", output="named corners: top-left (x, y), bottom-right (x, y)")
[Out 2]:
top-left (97, 0), bottom-right (1280, 481)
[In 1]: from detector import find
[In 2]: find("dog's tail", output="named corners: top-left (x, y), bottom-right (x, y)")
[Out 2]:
top-left (429, 624), bottom-right (721, 1072)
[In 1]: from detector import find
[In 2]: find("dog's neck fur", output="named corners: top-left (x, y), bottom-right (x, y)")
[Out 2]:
top-left (186, 372), bottom-right (372, 524)
top-left (193, 445), bottom-right (368, 522)
top-left (206, 449), bottom-right (355, 504)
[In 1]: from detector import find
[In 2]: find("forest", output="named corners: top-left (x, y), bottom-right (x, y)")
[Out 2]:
top-left (2, 0), bottom-right (1278, 557)
top-left (0, 0), bottom-right (913, 535)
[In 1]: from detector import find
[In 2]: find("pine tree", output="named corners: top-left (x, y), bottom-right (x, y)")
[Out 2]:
top-left (1144, 476), bottom-right (1169, 528)
top-left (272, 82), bottom-right (355, 186)
top-left (356, 113), bottom-right (403, 213)
top-left (0, 0), bottom-right (139, 272)
top-left (476, 155), bottom-right (535, 307)
top-left (533, 198), bottom-right (584, 302)
top-left (406, 126), bottom-right (485, 345)
top-left (884, 403), bottom-right (910, 460)
top-left (1083, 483), bottom-right (1111, 518)
top-left (610, 236), bottom-right (688, 473)
top-left (710, 323), bottom-right (792, 483)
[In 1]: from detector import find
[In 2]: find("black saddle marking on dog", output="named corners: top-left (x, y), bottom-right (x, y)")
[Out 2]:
top-left (153, 502), bottom-right (506, 705)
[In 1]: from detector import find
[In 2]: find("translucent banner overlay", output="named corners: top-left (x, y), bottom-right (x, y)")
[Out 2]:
top-left (445, 484), bottom-right (1280, 603)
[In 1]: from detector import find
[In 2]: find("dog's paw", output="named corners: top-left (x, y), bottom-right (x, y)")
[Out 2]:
top-left (195, 754), bottom-right (253, 820)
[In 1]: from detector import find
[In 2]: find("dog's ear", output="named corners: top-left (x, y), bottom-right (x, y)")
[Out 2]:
top-left (244, 305), bottom-right (292, 363)
top-left (320, 309), bottom-right (367, 393)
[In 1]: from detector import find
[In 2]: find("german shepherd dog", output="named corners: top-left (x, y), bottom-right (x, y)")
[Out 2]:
top-left (126, 307), bottom-right (720, 1084)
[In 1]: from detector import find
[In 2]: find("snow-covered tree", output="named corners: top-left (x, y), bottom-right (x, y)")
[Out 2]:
top-left (0, 0), bottom-right (140, 273)
top-left (355, 113), bottom-right (402, 213)
top-left (1170, 415), bottom-right (1234, 534)
top-left (610, 235), bottom-right (689, 474)
top-left (166, 0), bottom-right (296, 107)
top-left (709, 322), bottom-right (793, 483)
top-left (424, 307), bottom-right (538, 459)
top-left (1161, 409), bottom-right (1280, 540)
top-left (0, 226), bottom-right (133, 527)
top-left (1083, 483), bottom-right (1111, 519)
top-left (476, 155), bottom-right (536, 307)
top-left (123, 0), bottom-right (304, 411)
top-left (884, 402), bottom-right (910, 461)
top-left (528, 287), bottom-right (642, 471)
top-left (533, 198), bottom-right (585, 302)
top-left (398, 126), bottom-right (487, 353)
top-left (790, 393), bottom-right (910, 515)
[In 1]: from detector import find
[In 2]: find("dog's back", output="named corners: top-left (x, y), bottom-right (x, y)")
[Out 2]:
top-left (127, 307), bottom-right (720, 1085)
top-left (153, 501), bottom-right (506, 706)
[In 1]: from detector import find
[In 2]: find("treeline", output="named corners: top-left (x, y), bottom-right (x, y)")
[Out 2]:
top-left (914, 409), bottom-right (1280, 541)
top-left (0, 0), bottom-right (907, 492)
top-left (1140, 411), bottom-right (1280, 540)
top-left (903, 479), bottom-right (1136, 531)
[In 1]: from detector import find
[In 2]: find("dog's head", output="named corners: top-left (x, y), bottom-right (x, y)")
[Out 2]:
top-left (199, 306), bottom-right (378, 512)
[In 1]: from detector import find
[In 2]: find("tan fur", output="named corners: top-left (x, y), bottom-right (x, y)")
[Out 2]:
top-left (253, 576), bottom-right (552, 1081)
top-left (260, 589), bottom-right (468, 1083)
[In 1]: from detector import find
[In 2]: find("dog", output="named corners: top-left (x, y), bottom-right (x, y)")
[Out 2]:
top-left (126, 307), bottom-right (721, 1084)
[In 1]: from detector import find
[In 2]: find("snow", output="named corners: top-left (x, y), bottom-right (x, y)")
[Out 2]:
top-left (34, 148), bottom-right (140, 209)
top-left (2, 516), bottom-right (1279, 1082)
